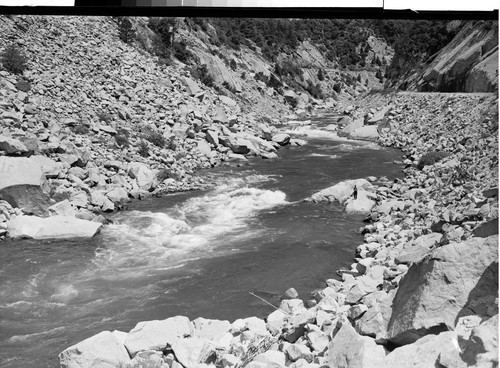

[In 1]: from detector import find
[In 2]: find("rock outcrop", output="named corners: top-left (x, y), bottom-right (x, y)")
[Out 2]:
top-left (416, 20), bottom-right (498, 92)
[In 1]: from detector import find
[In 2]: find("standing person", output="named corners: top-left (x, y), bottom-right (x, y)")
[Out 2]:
top-left (352, 184), bottom-right (358, 200)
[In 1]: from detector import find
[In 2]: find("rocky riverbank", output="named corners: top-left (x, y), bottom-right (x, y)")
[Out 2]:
top-left (0, 16), bottom-right (312, 241)
top-left (58, 92), bottom-right (498, 368)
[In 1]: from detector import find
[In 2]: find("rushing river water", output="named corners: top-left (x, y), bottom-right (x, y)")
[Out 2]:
top-left (0, 116), bottom-right (404, 367)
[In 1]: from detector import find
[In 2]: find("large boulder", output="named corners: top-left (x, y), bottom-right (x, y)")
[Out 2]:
top-left (171, 337), bottom-right (216, 368)
top-left (124, 316), bottom-right (194, 357)
top-left (29, 155), bottom-right (62, 178)
top-left (457, 314), bottom-right (498, 367)
top-left (356, 290), bottom-right (396, 343)
top-left (193, 317), bottom-right (231, 341)
top-left (106, 188), bottom-right (129, 204)
top-left (387, 235), bottom-right (498, 346)
top-left (0, 156), bottom-right (51, 215)
top-left (272, 133), bottom-right (291, 146)
top-left (385, 331), bottom-right (459, 368)
top-left (310, 179), bottom-right (373, 205)
top-left (338, 117), bottom-right (364, 137)
top-left (344, 192), bottom-right (376, 214)
top-left (0, 135), bottom-right (29, 155)
top-left (128, 162), bottom-right (157, 192)
top-left (59, 331), bottom-right (130, 368)
top-left (349, 126), bottom-right (380, 141)
top-left (182, 77), bottom-right (202, 95)
top-left (327, 322), bottom-right (387, 368)
top-left (7, 215), bottom-right (102, 240)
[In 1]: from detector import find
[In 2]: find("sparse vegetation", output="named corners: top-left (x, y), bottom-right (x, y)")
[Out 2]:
top-left (15, 79), bottom-right (31, 92)
top-left (97, 112), bottom-right (113, 124)
top-left (116, 128), bottom-right (130, 137)
top-left (317, 68), bottom-right (325, 81)
top-left (190, 64), bottom-right (214, 88)
top-left (145, 131), bottom-right (167, 148)
top-left (118, 17), bottom-right (135, 44)
top-left (172, 40), bottom-right (193, 63)
top-left (157, 168), bottom-right (174, 182)
top-left (73, 123), bottom-right (89, 135)
top-left (138, 140), bottom-right (149, 157)
top-left (417, 151), bottom-right (450, 170)
top-left (115, 134), bottom-right (130, 148)
top-left (1, 43), bottom-right (28, 74)
top-left (305, 81), bottom-right (323, 99)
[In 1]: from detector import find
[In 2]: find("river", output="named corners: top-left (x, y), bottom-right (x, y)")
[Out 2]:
top-left (0, 116), bottom-right (403, 367)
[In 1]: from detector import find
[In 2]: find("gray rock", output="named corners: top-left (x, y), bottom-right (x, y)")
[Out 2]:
top-left (0, 156), bottom-right (51, 215)
top-left (0, 135), bottom-right (29, 155)
top-left (387, 235), bottom-right (498, 346)
top-left (193, 317), bottom-right (231, 341)
top-left (48, 200), bottom-right (78, 217)
top-left (182, 77), bottom-right (202, 95)
top-left (387, 331), bottom-right (460, 368)
top-left (286, 343), bottom-right (313, 363)
top-left (128, 162), bottom-right (156, 191)
top-left (327, 322), bottom-right (387, 368)
top-left (457, 314), bottom-right (498, 367)
top-left (349, 126), bottom-right (379, 141)
top-left (8, 215), bottom-right (102, 240)
top-left (338, 118), bottom-right (363, 137)
top-left (125, 316), bottom-right (194, 357)
top-left (59, 331), bottom-right (130, 368)
top-left (106, 188), bottom-right (129, 204)
top-left (272, 133), bottom-right (290, 146)
top-left (171, 337), bottom-right (216, 368)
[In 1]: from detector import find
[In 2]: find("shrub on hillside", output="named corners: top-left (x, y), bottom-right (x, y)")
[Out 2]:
top-left (254, 71), bottom-right (268, 84)
top-left (15, 79), bottom-right (31, 92)
top-left (230, 59), bottom-right (237, 71)
top-left (157, 168), bottom-right (176, 182)
top-left (222, 81), bottom-right (237, 94)
top-left (196, 64), bottom-right (214, 88)
top-left (306, 81), bottom-right (323, 99)
top-left (173, 40), bottom-right (193, 63)
top-left (317, 68), bottom-right (325, 81)
top-left (115, 134), bottom-right (130, 148)
top-left (116, 127), bottom-right (130, 137)
top-left (146, 131), bottom-right (167, 148)
top-left (97, 112), bottom-right (113, 124)
top-left (267, 74), bottom-right (282, 90)
top-left (1, 43), bottom-right (28, 74)
top-left (417, 151), bottom-right (450, 170)
top-left (118, 17), bottom-right (135, 44)
top-left (138, 140), bottom-right (149, 157)
top-left (73, 123), bottom-right (89, 135)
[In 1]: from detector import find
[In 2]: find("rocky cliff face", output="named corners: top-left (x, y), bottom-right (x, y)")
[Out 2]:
top-left (414, 21), bottom-right (498, 92)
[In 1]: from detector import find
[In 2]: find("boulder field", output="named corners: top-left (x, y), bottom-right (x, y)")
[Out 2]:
top-left (0, 16), bottom-right (312, 241)
top-left (58, 92), bottom-right (498, 368)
